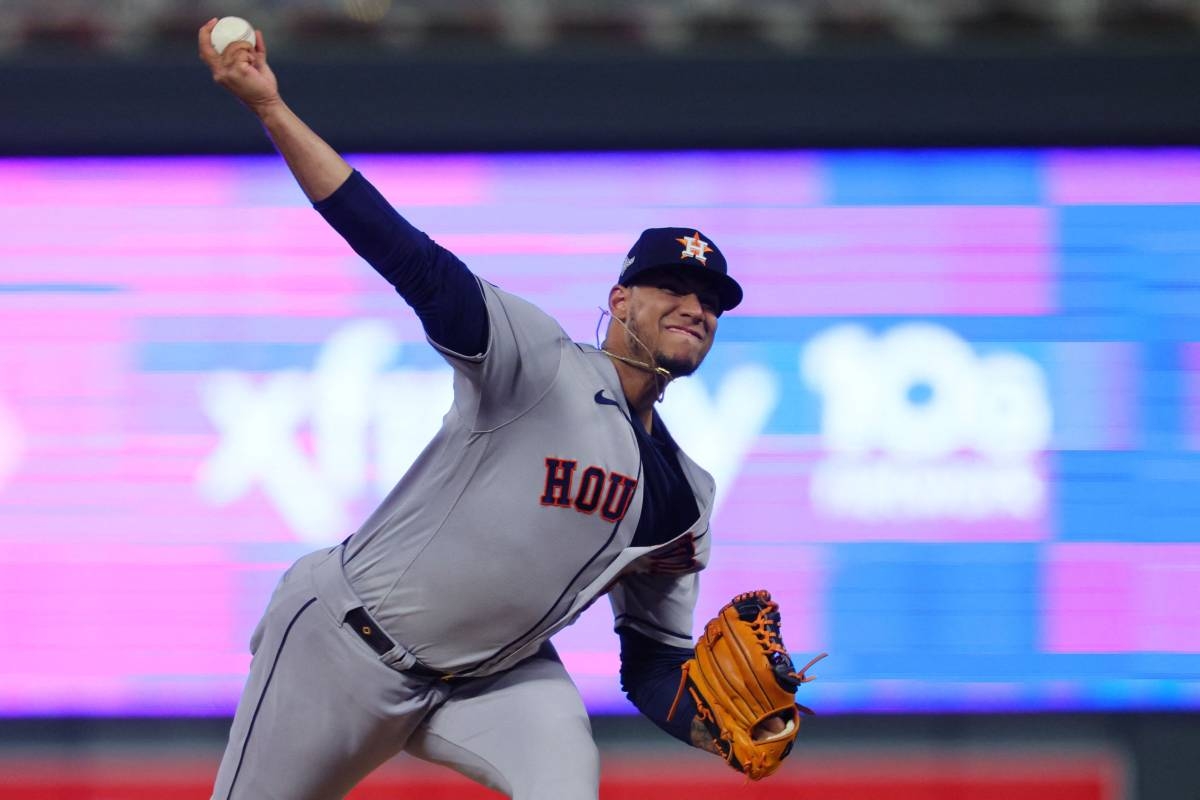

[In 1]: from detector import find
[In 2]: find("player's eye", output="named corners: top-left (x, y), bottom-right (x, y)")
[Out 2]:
top-left (651, 279), bottom-right (720, 315)
top-left (687, 288), bottom-right (720, 315)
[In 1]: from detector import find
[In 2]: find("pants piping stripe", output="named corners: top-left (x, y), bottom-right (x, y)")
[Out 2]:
top-left (224, 596), bottom-right (319, 800)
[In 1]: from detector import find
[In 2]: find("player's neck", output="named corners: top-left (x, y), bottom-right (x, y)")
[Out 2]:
top-left (601, 337), bottom-right (664, 428)
top-left (614, 363), bottom-right (659, 429)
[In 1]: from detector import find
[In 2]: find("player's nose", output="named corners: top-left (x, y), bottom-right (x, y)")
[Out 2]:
top-left (676, 291), bottom-right (705, 319)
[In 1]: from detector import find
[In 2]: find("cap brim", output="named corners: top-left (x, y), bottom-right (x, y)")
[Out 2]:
top-left (676, 269), bottom-right (744, 313)
top-left (716, 275), bottom-right (743, 312)
top-left (623, 264), bottom-right (744, 313)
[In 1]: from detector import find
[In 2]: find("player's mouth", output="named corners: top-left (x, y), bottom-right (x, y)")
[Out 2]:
top-left (665, 325), bottom-right (703, 341)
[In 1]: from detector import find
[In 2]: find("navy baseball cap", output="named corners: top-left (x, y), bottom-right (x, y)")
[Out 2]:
top-left (618, 227), bottom-right (743, 312)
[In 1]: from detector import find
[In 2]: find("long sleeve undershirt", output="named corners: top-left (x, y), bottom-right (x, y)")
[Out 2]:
top-left (313, 170), bottom-right (488, 356)
top-left (312, 169), bottom-right (699, 745)
top-left (619, 626), bottom-right (699, 745)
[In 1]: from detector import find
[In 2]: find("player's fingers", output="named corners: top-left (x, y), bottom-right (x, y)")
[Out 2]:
top-left (221, 40), bottom-right (255, 60)
top-left (211, 48), bottom-right (254, 89)
top-left (216, 40), bottom-right (258, 77)
top-left (256, 29), bottom-right (267, 59)
top-left (226, 46), bottom-right (256, 72)
top-left (210, 45), bottom-right (248, 85)
top-left (197, 18), bottom-right (219, 63)
top-left (750, 713), bottom-right (791, 742)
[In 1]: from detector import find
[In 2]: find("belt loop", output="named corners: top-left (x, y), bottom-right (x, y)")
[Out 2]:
top-left (309, 547), bottom-right (417, 670)
top-left (345, 606), bottom-right (395, 656)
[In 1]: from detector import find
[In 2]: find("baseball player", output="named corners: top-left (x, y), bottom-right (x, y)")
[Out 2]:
top-left (199, 18), bottom-right (819, 800)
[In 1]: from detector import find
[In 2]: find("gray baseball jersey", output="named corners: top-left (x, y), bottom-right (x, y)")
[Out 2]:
top-left (211, 278), bottom-right (714, 800)
top-left (343, 278), bottom-right (714, 675)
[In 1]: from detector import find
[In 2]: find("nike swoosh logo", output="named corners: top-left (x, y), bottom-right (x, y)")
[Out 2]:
top-left (594, 390), bottom-right (619, 407)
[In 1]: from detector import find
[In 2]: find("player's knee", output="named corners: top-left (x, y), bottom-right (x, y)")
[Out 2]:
top-left (513, 737), bottom-right (598, 800)
top-left (508, 708), bottom-right (597, 799)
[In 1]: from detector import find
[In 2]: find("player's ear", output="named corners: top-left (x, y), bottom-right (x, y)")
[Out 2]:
top-left (609, 284), bottom-right (630, 321)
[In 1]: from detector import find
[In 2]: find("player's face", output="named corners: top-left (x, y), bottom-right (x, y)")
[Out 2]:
top-left (625, 271), bottom-right (720, 377)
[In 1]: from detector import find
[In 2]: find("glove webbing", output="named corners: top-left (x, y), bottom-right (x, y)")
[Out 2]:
top-left (733, 591), bottom-right (826, 692)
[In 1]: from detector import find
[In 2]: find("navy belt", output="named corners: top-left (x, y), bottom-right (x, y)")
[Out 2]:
top-left (343, 606), bottom-right (456, 681)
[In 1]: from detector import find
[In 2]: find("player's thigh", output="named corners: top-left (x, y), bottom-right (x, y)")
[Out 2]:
top-left (405, 648), bottom-right (599, 800)
top-left (212, 567), bottom-right (443, 800)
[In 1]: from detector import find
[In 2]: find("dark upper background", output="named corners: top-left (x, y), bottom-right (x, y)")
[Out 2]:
top-left (3, 0), bottom-right (1200, 155)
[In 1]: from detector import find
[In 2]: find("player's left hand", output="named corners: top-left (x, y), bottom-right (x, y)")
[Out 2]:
top-left (688, 709), bottom-right (788, 755)
top-left (670, 590), bottom-right (827, 780)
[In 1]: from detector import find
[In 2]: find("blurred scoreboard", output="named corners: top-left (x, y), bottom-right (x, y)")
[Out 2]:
top-left (0, 149), bottom-right (1197, 716)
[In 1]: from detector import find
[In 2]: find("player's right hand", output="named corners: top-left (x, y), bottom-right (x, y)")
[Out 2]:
top-left (198, 18), bottom-right (280, 114)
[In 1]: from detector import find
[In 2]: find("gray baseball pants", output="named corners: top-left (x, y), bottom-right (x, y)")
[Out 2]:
top-left (210, 547), bottom-right (600, 800)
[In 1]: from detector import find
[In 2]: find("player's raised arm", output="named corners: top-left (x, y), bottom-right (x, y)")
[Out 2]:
top-left (197, 18), bottom-right (486, 356)
top-left (198, 18), bottom-right (351, 202)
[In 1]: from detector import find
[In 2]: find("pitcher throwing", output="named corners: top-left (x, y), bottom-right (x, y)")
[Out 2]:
top-left (198, 18), bottom-right (824, 800)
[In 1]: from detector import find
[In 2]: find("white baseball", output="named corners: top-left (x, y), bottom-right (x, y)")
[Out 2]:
top-left (211, 16), bottom-right (256, 55)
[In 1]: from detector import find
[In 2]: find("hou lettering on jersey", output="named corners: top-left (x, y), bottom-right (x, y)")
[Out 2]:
top-left (540, 457), bottom-right (638, 523)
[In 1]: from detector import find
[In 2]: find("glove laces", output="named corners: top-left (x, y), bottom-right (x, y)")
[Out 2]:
top-left (733, 590), bottom-right (828, 690)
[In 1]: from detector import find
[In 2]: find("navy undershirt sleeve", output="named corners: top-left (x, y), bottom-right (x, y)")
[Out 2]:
top-left (618, 626), bottom-right (698, 745)
top-left (313, 170), bottom-right (487, 356)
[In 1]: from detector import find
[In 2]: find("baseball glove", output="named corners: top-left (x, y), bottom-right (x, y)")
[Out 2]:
top-left (668, 590), bottom-right (827, 780)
